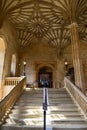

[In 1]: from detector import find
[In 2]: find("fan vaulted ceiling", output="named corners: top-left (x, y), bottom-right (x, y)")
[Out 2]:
top-left (0, 0), bottom-right (87, 51)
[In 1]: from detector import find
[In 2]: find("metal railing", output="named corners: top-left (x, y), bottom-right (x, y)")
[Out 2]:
top-left (43, 87), bottom-right (49, 130)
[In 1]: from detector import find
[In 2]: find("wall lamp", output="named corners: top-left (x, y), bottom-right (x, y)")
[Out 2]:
top-left (64, 59), bottom-right (68, 70)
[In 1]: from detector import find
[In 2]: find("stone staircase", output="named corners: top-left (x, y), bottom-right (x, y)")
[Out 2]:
top-left (1, 87), bottom-right (87, 130)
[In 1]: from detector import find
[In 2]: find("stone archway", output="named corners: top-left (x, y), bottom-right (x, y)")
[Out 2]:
top-left (38, 66), bottom-right (53, 88)
top-left (35, 62), bottom-right (57, 88)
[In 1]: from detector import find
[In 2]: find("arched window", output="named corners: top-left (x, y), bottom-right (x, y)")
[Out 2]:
top-left (0, 38), bottom-right (5, 99)
top-left (11, 54), bottom-right (16, 76)
top-left (0, 38), bottom-right (5, 84)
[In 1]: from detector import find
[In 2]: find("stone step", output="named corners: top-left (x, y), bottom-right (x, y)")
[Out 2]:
top-left (15, 102), bottom-right (75, 106)
top-left (50, 97), bottom-right (73, 100)
top-left (18, 98), bottom-right (43, 100)
top-left (20, 95), bottom-right (43, 97)
top-left (46, 95), bottom-right (71, 98)
top-left (18, 96), bottom-right (72, 100)
top-left (51, 115), bottom-right (84, 119)
top-left (5, 118), bottom-right (87, 126)
top-left (13, 105), bottom-right (42, 108)
top-left (11, 109), bottom-right (82, 116)
top-left (14, 103), bottom-right (42, 107)
top-left (53, 122), bottom-right (87, 125)
top-left (50, 107), bottom-right (80, 112)
top-left (21, 92), bottom-right (43, 94)
top-left (19, 93), bottom-right (42, 96)
top-left (16, 99), bottom-right (74, 105)
top-left (53, 124), bottom-right (87, 130)
top-left (9, 114), bottom-right (43, 119)
top-left (49, 103), bottom-right (78, 107)
top-left (49, 95), bottom-right (71, 98)
top-left (1, 125), bottom-right (87, 130)
top-left (1, 88), bottom-right (87, 130)
top-left (49, 102), bottom-right (76, 105)
top-left (50, 110), bottom-right (81, 113)
top-left (6, 117), bottom-right (86, 123)
top-left (10, 110), bottom-right (43, 115)
top-left (13, 105), bottom-right (79, 111)
top-left (10, 111), bottom-right (81, 118)
top-left (14, 102), bottom-right (78, 109)
top-left (15, 101), bottom-right (43, 105)
top-left (48, 89), bottom-right (67, 92)
top-left (1, 125), bottom-right (43, 130)
top-left (8, 116), bottom-right (84, 122)
top-left (50, 100), bottom-right (73, 103)
top-left (48, 93), bottom-right (68, 95)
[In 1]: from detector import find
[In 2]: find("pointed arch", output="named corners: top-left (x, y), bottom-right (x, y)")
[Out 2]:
top-left (0, 37), bottom-right (5, 99)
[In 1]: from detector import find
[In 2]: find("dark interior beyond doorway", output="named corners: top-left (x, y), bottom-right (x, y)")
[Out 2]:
top-left (38, 66), bottom-right (53, 88)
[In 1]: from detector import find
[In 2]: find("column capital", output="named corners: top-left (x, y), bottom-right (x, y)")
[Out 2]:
top-left (68, 22), bottom-right (78, 29)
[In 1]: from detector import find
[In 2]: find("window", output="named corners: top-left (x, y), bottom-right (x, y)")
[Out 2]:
top-left (0, 38), bottom-right (5, 85)
top-left (11, 54), bottom-right (16, 76)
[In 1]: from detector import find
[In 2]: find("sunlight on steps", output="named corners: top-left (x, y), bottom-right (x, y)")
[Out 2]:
top-left (1, 87), bottom-right (87, 130)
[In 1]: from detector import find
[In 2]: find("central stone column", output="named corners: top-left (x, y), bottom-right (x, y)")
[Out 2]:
top-left (56, 58), bottom-right (65, 88)
top-left (70, 23), bottom-right (85, 91)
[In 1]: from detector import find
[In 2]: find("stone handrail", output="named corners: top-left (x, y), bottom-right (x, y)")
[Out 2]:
top-left (5, 77), bottom-right (22, 86)
top-left (64, 77), bottom-right (87, 118)
top-left (0, 76), bottom-right (26, 125)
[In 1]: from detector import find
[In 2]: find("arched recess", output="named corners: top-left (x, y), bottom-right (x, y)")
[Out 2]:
top-left (38, 66), bottom-right (53, 88)
top-left (36, 63), bottom-right (56, 88)
top-left (0, 38), bottom-right (5, 99)
top-left (11, 54), bottom-right (16, 76)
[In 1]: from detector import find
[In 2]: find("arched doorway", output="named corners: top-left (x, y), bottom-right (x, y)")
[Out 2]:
top-left (38, 66), bottom-right (53, 88)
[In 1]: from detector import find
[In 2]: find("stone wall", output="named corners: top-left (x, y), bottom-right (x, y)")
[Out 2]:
top-left (0, 21), bottom-right (19, 98)
top-left (1, 20), bottom-right (87, 89)
top-left (18, 41), bottom-right (87, 88)
top-left (19, 42), bottom-right (66, 87)
top-left (64, 42), bottom-right (87, 91)
top-left (0, 21), bottom-right (19, 78)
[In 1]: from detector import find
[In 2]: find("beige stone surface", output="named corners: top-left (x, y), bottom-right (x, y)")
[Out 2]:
top-left (0, 21), bottom-right (87, 90)
top-left (0, 21), bottom-right (19, 98)
top-left (65, 78), bottom-right (87, 117)
top-left (0, 21), bottom-right (19, 77)
top-left (16, 38), bottom-right (87, 89)
top-left (18, 42), bottom-right (66, 87)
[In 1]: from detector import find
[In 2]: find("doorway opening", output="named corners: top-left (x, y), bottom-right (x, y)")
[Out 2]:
top-left (38, 66), bottom-right (53, 88)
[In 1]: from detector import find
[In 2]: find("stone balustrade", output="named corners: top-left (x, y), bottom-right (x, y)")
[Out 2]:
top-left (0, 76), bottom-right (26, 125)
top-left (5, 77), bottom-right (23, 86)
top-left (64, 77), bottom-right (87, 118)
